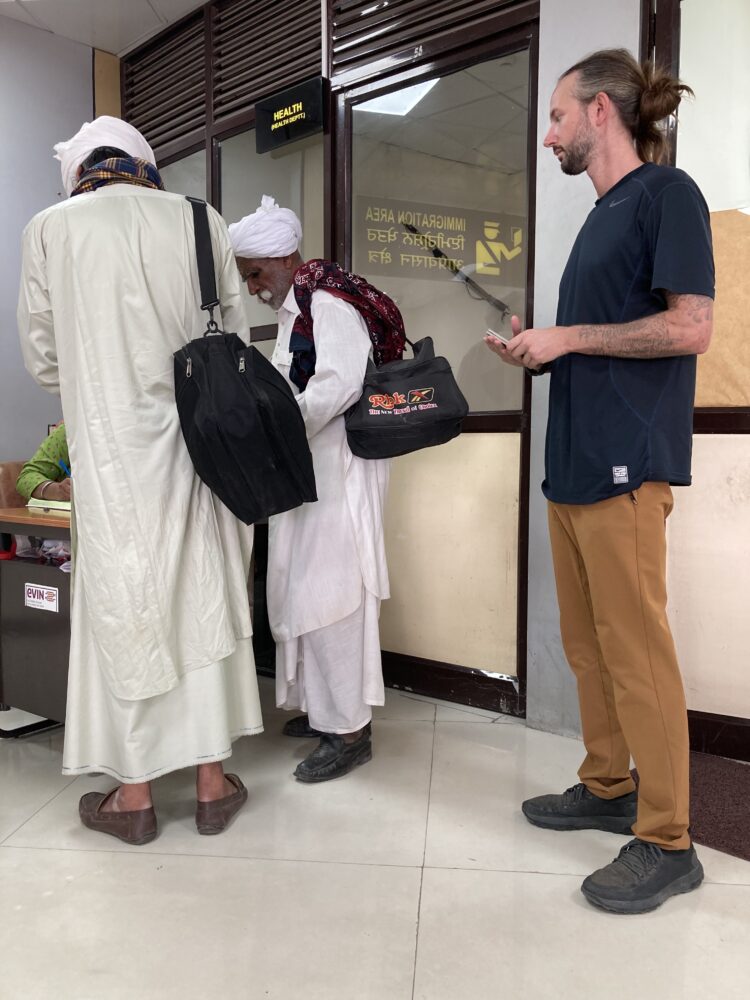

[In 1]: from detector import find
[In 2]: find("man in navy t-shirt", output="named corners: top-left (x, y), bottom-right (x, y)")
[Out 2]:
top-left (485, 49), bottom-right (714, 914)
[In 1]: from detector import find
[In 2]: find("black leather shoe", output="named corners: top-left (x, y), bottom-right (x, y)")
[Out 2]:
top-left (294, 728), bottom-right (372, 783)
top-left (282, 714), bottom-right (324, 738)
top-left (522, 782), bottom-right (636, 834)
top-left (581, 838), bottom-right (704, 914)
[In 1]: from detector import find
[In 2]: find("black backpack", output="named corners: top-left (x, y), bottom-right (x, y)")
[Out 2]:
top-left (173, 198), bottom-right (317, 525)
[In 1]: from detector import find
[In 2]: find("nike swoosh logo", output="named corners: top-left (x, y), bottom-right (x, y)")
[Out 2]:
top-left (609, 197), bottom-right (630, 207)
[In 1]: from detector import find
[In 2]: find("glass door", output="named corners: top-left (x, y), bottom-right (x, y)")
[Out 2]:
top-left (341, 41), bottom-right (535, 708)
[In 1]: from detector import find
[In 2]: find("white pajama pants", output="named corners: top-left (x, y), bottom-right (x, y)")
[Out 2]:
top-left (275, 589), bottom-right (384, 733)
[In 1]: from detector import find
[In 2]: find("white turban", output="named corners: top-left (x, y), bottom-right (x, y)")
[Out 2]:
top-left (228, 195), bottom-right (302, 258)
top-left (54, 116), bottom-right (156, 197)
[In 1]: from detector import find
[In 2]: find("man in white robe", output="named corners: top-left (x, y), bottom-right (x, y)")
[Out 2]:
top-left (17, 117), bottom-right (263, 844)
top-left (228, 198), bottom-right (390, 782)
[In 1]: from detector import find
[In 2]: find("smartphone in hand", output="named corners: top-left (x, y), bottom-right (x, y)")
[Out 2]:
top-left (485, 327), bottom-right (510, 344)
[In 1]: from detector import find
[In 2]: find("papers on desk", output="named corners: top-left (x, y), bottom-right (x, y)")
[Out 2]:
top-left (26, 497), bottom-right (71, 512)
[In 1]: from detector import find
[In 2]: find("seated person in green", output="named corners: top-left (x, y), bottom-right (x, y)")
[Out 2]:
top-left (16, 423), bottom-right (71, 502)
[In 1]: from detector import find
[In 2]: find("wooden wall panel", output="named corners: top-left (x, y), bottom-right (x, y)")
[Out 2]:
top-left (696, 210), bottom-right (750, 407)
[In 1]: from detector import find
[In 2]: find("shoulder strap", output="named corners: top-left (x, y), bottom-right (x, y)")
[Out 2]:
top-left (186, 196), bottom-right (219, 313)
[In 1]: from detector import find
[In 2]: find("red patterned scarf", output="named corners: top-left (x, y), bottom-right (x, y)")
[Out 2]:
top-left (289, 260), bottom-right (406, 390)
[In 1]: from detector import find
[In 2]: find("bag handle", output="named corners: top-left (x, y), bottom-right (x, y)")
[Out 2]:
top-left (186, 196), bottom-right (220, 334)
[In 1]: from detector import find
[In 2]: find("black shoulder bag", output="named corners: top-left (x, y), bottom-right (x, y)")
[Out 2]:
top-left (344, 336), bottom-right (469, 460)
top-left (173, 197), bottom-right (317, 524)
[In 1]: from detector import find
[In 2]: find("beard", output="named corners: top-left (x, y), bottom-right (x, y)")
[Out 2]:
top-left (558, 120), bottom-right (595, 175)
top-left (259, 279), bottom-right (290, 311)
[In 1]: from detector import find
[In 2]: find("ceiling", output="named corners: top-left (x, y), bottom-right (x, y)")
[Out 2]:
top-left (0, 2), bottom-right (530, 175)
top-left (354, 53), bottom-right (530, 175)
top-left (0, 0), bottom-right (207, 56)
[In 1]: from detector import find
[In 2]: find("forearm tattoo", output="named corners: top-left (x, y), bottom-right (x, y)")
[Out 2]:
top-left (577, 294), bottom-right (713, 358)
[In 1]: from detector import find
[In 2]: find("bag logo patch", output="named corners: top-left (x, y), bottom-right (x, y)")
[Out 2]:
top-left (407, 388), bottom-right (434, 404)
top-left (369, 392), bottom-right (407, 410)
top-left (612, 465), bottom-right (629, 484)
top-left (368, 386), bottom-right (438, 416)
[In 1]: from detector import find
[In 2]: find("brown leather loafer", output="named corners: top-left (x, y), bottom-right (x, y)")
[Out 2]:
top-left (195, 773), bottom-right (248, 835)
top-left (79, 789), bottom-right (158, 846)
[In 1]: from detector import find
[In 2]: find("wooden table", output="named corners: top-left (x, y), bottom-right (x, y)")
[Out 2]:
top-left (0, 508), bottom-right (70, 737)
top-left (0, 505), bottom-right (71, 538)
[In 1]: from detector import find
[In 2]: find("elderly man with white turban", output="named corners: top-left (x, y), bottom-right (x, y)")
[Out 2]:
top-left (229, 197), bottom-right (405, 782)
top-left (17, 116), bottom-right (263, 844)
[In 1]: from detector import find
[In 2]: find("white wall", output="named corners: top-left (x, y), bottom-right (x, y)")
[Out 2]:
top-left (670, 0), bottom-right (750, 719)
top-left (525, 0), bottom-right (641, 736)
top-left (0, 18), bottom-right (92, 462)
top-left (667, 437), bottom-right (750, 718)
top-left (678, 0), bottom-right (750, 214)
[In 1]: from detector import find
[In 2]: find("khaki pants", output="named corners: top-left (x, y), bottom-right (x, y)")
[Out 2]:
top-left (547, 482), bottom-right (690, 850)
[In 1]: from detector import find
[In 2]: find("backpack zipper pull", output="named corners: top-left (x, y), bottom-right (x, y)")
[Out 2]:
top-left (186, 357), bottom-right (192, 378)
top-left (239, 356), bottom-right (246, 373)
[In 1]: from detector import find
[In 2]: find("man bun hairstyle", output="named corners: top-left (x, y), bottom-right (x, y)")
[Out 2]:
top-left (562, 48), bottom-right (693, 164)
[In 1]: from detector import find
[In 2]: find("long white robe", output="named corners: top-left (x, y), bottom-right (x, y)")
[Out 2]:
top-left (267, 288), bottom-right (390, 730)
top-left (17, 185), bottom-right (263, 781)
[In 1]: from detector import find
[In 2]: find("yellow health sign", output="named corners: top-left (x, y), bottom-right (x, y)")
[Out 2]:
top-left (256, 77), bottom-right (327, 154)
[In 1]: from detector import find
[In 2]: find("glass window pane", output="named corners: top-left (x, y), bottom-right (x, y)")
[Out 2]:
top-left (678, 0), bottom-right (750, 407)
top-left (219, 131), bottom-right (324, 334)
top-left (351, 51), bottom-right (530, 412)
top-left (160, 149), bottom-right (206, 199)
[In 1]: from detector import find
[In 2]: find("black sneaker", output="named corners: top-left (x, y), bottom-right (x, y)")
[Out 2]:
top-left (522, 782), bottom-right (636, 833)
top-left (581, 838), bottom-right (704, 914)
top-left (294, 728), bottom-right (372, 783)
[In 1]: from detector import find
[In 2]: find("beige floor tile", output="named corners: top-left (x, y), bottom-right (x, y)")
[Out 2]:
top-left (0, 726), bottom-right (74, 843)
top-left (423, 721), bottom-right (750, 885)
top-left (398, 691), bottom-right (513, 722)
top-left (6, 720), bottom-right (435, 866)
top-left (373, 690), bottom-right (436, 722)
top-left (435, 704), bottom-right (512, 723)
top-left (414, 867), bottom-right (750, 1000)
top-left (0, 846), bottom-right (420, 1000)
top-left (424, 720), bottom-right (620, 876)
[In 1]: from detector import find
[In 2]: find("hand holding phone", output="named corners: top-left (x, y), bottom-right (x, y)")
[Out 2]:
top-left (485, 327), bottom-right (510, 345)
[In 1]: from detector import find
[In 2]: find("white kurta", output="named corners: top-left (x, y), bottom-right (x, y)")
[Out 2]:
top-left (17, 185), bottom-right (263, 781)
top-left (267, 288), bottom-right (390, 731)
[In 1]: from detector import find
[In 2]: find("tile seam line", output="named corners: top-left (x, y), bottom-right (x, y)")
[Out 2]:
top-left (412, 709), bottom-right (437, 1000)
top-left (0, 775), bottom-right (80, 847)
top-left (0, 843), bottom-right (426, 869)
top-left (419, 863), bottom-right (750, 886)
top-left (0, 845), bottom-right (746, 886)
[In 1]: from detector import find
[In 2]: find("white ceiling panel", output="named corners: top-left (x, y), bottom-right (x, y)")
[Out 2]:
top-left (407, 74), bottom-right (497, 118)
top-left (0, 1), bottom-right (43, 28)
top-left (430, 95), bottom-right (522, 132)
top-left (476, 131), bottom-right (528, 173)
top-left (17, 0), bottom-right (163, 51)
top-left (149, 0), bottom-right (206, 21)
top-left (0, 0), bottom-right (207, 54)
top-left (467, 54), bottom-right (529, 94)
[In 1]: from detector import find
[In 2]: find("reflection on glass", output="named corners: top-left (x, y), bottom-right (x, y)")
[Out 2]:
top-left (160, 149), bottom-right (206, 199)
top-left (219, 131), bottom-right (324, 334)
top-left (352, 51), bottom-right (530, 412)
top-left (678, 0), bottom-right (750, 407)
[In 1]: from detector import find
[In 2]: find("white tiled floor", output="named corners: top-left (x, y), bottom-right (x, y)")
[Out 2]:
top-left (1, 680), bottom-right (749, 1000)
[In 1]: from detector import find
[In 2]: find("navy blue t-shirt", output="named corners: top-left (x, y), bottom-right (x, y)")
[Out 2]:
top-left (543, 163), bottom-right (715, 505)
